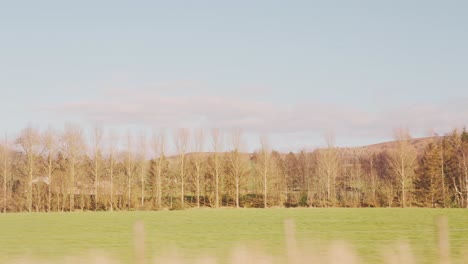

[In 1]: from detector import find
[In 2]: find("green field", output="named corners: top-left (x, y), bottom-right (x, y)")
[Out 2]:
top-left (0, 208), bottom-right (467, 263)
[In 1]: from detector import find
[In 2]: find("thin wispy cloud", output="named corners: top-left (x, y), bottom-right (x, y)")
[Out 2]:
top-left (40, 87), bottom-right (468, 149)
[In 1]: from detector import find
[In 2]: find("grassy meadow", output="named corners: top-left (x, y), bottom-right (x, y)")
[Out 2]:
top-left (0, 208), bottom-right (467, 263)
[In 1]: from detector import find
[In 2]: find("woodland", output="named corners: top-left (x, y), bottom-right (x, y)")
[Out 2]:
top-left (1, 125), bottom-right (468, 212)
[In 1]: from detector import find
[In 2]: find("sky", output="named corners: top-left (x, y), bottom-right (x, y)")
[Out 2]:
top-left (1, 0), bottom-right (467, 152)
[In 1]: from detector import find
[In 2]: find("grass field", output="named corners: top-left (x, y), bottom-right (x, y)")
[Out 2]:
top-left (0, 208), bottom-right (467, 263)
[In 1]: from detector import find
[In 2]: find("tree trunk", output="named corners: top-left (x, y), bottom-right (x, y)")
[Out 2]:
top-left (128, 171), bottom-right (132, 210)
top-left (441, 152), bottom-right (446, 208)
top-left (236, 174), bottom-right (240, 208)
top-left (48, 157), bottom-right (52, 212)
top-left (264, 169), bottom-right (268, 208)
top-left (157, 161), bottom-right (162, 209)
top-left (215, 157), bottom-right (219, 208)
top-left (28, 155), bottom-right (33, 212)
top-left (327, 176), bottom-right (330, 203)
top-left (196, 166), bottom-right (201, 208)
top-left (451, 176), bottom-right (462, 207)
top-left (180, 158), bottom-right (184, 208)
top-left (110, 158), bottom-right (114, 212)
top-left (94, 158), bottom-right (98, 211)
top-left (401, 156), bottom-right (406, 208)
top-left (462, 152), bottom-right (468, 208)
top-left (141, 167), bottom-right (145, 207)
top-left (3, 150), bottom-right (7, 213)
top-left (370, 159), bottom-right (376, 206)
top-left (70, 162), bottom-right (75, 211)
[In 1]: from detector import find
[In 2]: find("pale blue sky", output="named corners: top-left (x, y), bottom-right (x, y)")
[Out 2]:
top-left (1, 1), bottom-right (467, 151)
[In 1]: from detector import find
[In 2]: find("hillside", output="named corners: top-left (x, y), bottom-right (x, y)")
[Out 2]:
top-left (358, 136), bottom-right (440, 153)
top-left (163, 136), bottom-right (438, 161)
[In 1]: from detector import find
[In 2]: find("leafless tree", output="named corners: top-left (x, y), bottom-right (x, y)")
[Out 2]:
top-left (298, 151), bottom-right (312, 206)
top-left (124, 131), bottom-right (136, 210)
top-left (2, 134), bottom-right (10, 213)
top-left (388, 128), bottom-right (417, 208)
top-left (137, 131), bottom-right (148, 207)
top-left (258, 136), bottom-right (271, 208)
top-left (440, 144), bottom-right (446, 208)
top-left (193, 128), bottom-right (204, 208)
top-left (447, 130), bottom-right (464, 207)
top-left (92, 124), bottom-right (103, 210)
top-left (363, 149), bottom-right (378, 206)
top-left (151, 130), bottom-right (166, 209)
top-left (381, 178), bottom-right (395, 207)
top-left (42, 127), bottom-right (57, 212)
top-left (317, 133), bottom-right (340, 206)
top-left (174, 128), bottom-right (189, 208)
top-left (348, 149), bottom-right (364, 207)
top-left (62, 124), bottom-right (86, 211)
top-left (227, 129), bottom-right (248, 208)
top-left (269, 152), bottom-right (287, 207)
top-left (211, 129), bottom-right (223, 208)
top-left (16, 125), bottom-right (41, 212)
top-left (461, 141), bottom-right (468, 208)
top-left (106, 130), bottom-right (119, 211)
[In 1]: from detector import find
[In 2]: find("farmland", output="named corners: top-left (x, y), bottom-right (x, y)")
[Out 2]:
top-left (0, 208), bottom-right (467, 263)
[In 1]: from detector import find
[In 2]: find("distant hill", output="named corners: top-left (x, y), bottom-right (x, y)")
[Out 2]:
top-left (163, 137), bottom-right (440, 161)
top-left (165, 151), bottom-right (252, 161)
top-left (358, 136), bottom-right (440, 153)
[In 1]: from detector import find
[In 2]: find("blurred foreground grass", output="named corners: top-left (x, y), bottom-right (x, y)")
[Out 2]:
top-left (0, 208), bottom-right (467, 263)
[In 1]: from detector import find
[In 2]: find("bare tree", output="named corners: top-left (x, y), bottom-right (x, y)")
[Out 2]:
top-left (440, 143), bottom-right (446, 208)
top-left (151, 130), bottom-right (166, 209)
top-left (2, 134), bottom-right (10, 213)
top-left (106, 131), bottom-right (119, 211)
top-left (16, 125), bottom-right (41, 212)
top-left (62, 124), bottom-right (85, 211)
top-left (258, 136), bottom-right (271, 208)
top-left (42, 127), bottom-right (57, 212)
top-left (211, 129), bottom-right (223, 208)
top-left (92, 125), bottom-right (103, 210)
top-left (446, 130), bottom-right (464, 207)
top-left (227, 129), bottom-right (248, 208)
top-left (461, 141), bottom-right (468, 208)
top-left (174, 128), bottom-right (189, 208)
top-left (347, 149), bottom-right (364, 207)
top-left (317, 133), bottom-right (339, 206)
top-left (388, 128), bottom-right (417, 208)
top-left (298, 151), bottom-right (312, 206)
top-left (193, 128), bottom-right (204, 208)
top-left (363, 149), bottom-right (378, 206)
top-left (124, 131), bottom-right (136, 210)
top-left (269, 151), bottom-right (287, 207)
top-left (137, 131), bottom-right (148, 207)
top-left (381, 178), bottom-right (396, 207)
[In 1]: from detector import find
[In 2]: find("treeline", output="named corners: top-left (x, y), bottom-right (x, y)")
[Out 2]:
top-left (1, 125), bottom-right (468, 212)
